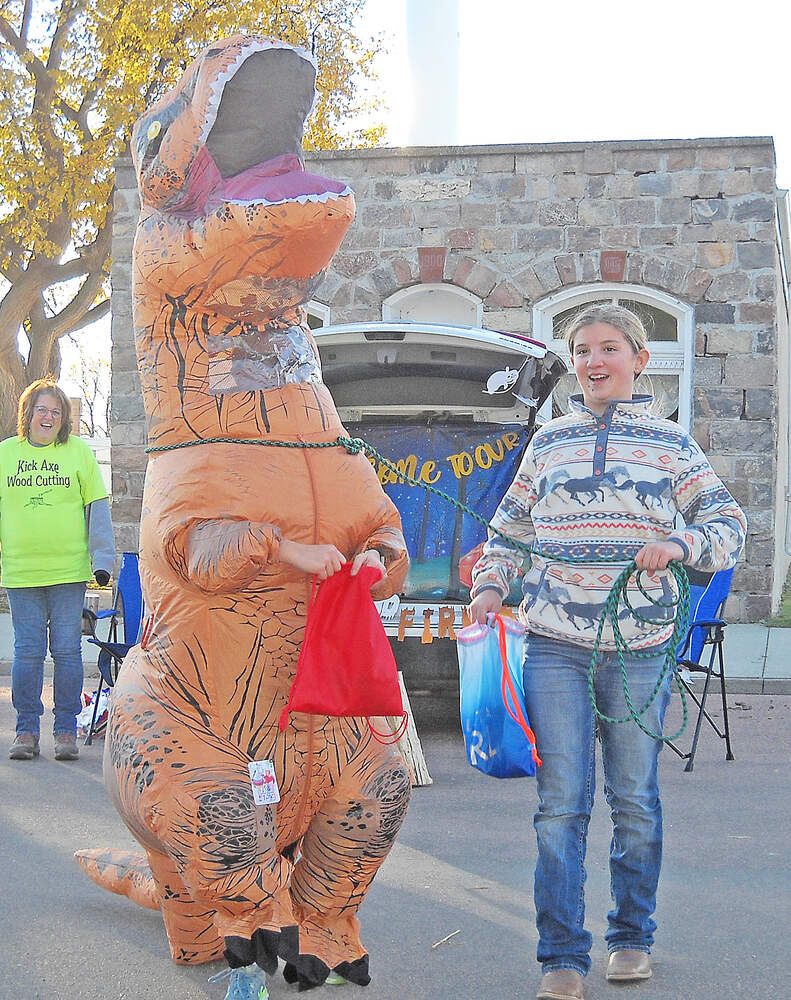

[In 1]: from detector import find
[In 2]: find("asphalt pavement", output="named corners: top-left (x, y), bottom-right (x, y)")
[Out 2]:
top-left (1, 678), bottom-right (788, 1000)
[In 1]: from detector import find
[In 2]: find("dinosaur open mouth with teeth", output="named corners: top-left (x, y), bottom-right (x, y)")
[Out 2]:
top-left (154, 41), bottom-right (353, 218)
top-left (133, 36), bottom-right (354, 227)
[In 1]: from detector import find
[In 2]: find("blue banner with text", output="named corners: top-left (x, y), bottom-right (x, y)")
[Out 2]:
top-left (347, 422), bottom-right (528, 601)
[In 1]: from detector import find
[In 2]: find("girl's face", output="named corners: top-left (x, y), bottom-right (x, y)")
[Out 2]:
top-left (29, 391), bottom-right (63, 446)
top-left (571, 322), bottom-right (649, 416)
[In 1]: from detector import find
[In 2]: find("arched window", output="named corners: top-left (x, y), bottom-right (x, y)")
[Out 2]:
top-left (532, 284), bottom-right (694, 428)
top-left (305, 300), bottom-right (330, 329)
top-left (383, 283), bottom-right (483, 325)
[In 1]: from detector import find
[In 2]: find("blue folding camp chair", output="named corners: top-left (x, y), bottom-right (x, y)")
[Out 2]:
top-left (81, 552), bottom-right (143, 745)
top-left (667, 566), bottom-right (735, 772)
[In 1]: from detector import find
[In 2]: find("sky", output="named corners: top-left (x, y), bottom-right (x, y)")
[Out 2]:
top-left (361, 0), bottom-right (790, 189)
top-left (60, 0), bottom-right (790, 398)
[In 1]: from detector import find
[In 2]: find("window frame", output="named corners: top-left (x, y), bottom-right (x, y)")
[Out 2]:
top-left (383, 283), bottom-right (483, 326)
top-left (306, 300), bottom-right (331, 328)
top-left (532, 283), bottom-right (694, 429)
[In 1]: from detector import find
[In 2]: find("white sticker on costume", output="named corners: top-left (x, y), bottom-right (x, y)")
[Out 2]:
top-left (248, 759), bottom-right (280, 805)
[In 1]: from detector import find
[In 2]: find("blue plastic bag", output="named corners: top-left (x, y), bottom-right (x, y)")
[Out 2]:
top-left (457, 614), bottom-right (541, 778)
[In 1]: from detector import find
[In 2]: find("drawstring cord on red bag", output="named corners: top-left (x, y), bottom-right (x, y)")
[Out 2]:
top-left (368, 713), bottom-right (409, 744)
top-left (494, 613), bottom-right (542, 767)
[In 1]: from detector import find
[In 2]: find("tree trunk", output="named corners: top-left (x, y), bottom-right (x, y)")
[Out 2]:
top-left (0, 367), bottom-right (23, 438)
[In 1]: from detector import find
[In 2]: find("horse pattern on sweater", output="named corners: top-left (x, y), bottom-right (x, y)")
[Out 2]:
top-left (471, 395), bottom-right (747, 650)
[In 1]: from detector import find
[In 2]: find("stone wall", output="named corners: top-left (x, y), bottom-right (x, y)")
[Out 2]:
top-left (109, 157), bottom-right (143, 557)
top-left (110, 137), bottom-right (787, 621)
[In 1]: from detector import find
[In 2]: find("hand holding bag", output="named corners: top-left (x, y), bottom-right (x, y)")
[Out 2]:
top-left (457, 613), bottom-right (541, 778)
top-left (279, 562), bottom-right (405, 731)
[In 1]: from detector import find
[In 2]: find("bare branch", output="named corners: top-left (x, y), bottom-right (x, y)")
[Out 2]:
top-left (0, 15), bottom-right (68, 181)
top-left (39, 254), bottom-right (97, 286)
top-left (46, 335), bottom-right (62, 381)
top-left (46, 0), bottom-right (82, 75)
top-left (25, 297), bottom-right (49, 374)
top-left (20, 0), bottom-right (34, 44)
top-left (66, 296), bottom-right (110, 332)
top-left (76, 1), bottom-right (128, 123)
top-left (78, 74), bottom-right (108, 123)
top-left (0, 10), bottom-right (93, 141)
top-left (35, 215), bottom-right (113, 287)
top-left (143, 54), bottom-right (174, 106)
top-left (0, 15), bottom-right (54, 95)
top-left (43, 268), bottom-right (109, 343)
top-left (57, 96), bottom-right (93, 142)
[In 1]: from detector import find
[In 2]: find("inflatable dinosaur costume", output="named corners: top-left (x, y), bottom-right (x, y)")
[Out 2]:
top-left (75, 36), bottom-right (411, 990)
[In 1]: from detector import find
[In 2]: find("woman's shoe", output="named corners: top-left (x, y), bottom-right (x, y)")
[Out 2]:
top-left (9, 733), bottom-right (40, 760)
top-left (54, 733), bottom-right (79, 760)
top-left (606, 950), bottom-right (652, 981)
top-left (537, 969), bottom-right (584, 999)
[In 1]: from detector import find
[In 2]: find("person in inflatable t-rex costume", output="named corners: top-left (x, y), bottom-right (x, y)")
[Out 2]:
top-left (74, 36), bottom-right (411, 991)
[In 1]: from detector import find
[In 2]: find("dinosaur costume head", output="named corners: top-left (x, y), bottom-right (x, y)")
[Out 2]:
top-left (130, 36), bottom-right (355, 442)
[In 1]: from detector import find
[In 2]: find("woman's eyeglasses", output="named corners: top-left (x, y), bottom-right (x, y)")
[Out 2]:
top-left (34, 406), bottom-right (62, 419)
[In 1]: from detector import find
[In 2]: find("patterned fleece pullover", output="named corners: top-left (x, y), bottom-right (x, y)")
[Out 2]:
top-left (470, 395), bottom-right (747, 651)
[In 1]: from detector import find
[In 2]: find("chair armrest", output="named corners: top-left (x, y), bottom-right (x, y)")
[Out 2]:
top-left (676, 618), bottom-right (728, 659)
top-left (88, 640), bottom-right (134, 687)
top-left (87, 638), bottom-right (133, 658)
top-left (687, 618), bottom-right (727, 630)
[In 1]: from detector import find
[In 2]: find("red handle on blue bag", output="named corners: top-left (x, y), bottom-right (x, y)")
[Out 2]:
top-left (494, 614), bottom-right (542, 767)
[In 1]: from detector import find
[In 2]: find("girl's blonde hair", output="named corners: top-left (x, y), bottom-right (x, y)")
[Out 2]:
top-left (563, 303), bottom-right (648, 356)
top-left (17, 378), bottom-right (72, 444)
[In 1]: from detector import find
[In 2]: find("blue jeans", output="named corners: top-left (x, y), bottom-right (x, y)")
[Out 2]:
top-left (8, 583), bottom-right (86, 737)
top-left (522, 634), bottom-right (671, 977)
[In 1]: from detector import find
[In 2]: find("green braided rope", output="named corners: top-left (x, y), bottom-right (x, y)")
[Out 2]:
top-left (147, 433), bottom-right (689, 741)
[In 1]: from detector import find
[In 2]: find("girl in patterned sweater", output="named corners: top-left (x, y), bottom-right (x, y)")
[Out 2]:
top-left (468, 305), bottom-right (746, 1000)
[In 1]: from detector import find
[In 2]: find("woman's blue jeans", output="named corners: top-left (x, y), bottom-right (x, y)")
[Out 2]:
top-left (522, 634), bottom-right (670, 977)
top-left (8, 583), bottom-right (86, 737)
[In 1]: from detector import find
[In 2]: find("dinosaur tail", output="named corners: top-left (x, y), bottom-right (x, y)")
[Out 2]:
top-left (74, 848), bottom-right (160, 911)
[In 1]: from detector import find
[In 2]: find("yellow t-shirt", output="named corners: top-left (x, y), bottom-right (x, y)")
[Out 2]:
top-left (0, 435), bottom-right (108, 588)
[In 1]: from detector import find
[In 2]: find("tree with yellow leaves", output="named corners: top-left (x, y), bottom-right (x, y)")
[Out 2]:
top-left (0, 0), bottom-right (384, 435)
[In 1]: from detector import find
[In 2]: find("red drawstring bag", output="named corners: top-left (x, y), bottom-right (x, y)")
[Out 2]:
top-left (279, 562), bottom-right (405, 734)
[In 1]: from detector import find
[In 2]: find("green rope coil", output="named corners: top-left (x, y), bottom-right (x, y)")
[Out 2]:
top-left (146, 433), bottom-right (690, 740)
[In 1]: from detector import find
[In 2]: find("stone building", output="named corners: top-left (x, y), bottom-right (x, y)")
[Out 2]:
top-left (109, 136), bottom-right (791, 622)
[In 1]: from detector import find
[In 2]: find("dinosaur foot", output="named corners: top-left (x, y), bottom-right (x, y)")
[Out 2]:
top-left (224, 926), bottom-right (370, 991)
top-left (283, 956), bottom-right (371, 991)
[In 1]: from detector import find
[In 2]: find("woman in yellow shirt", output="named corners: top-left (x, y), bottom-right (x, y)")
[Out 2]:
top-left (1, 379), bottom-right (115, 762)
